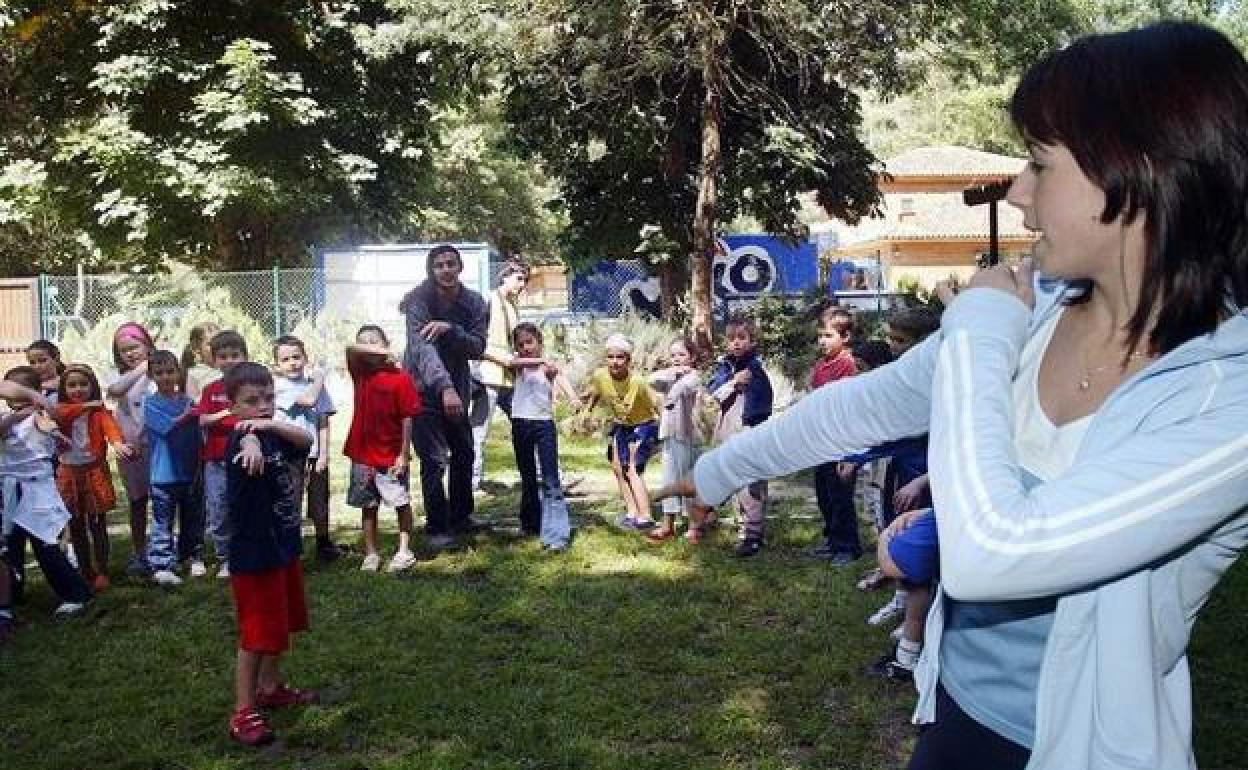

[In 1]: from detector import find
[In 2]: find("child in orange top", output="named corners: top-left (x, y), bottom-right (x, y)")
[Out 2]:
top-left (54, 364), bottom-right (135, 589)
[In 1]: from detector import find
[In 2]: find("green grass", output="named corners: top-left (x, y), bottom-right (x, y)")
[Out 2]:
top-left (1, 429), bottom-right (1245, 769)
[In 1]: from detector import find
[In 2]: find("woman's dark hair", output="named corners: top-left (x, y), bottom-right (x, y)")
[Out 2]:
top-left (1011, 21), bottom-right (1248, 354)
top-left (356, 324), bottom-right (389, 346)
top-left (512, 321), bottom-right (542, 347)
top-left (147, 350), bottom-right (186, 393)
top-left (26, 339), bottom-right (66, 376)
top-left (58, 363), bottom-right (104, 403)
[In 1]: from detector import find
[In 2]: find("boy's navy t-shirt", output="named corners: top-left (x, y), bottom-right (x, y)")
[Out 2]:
top-left (225, 430), bottom-right (302, 573)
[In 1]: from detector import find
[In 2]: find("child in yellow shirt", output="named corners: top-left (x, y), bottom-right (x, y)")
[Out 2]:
top-left (582, 334), bottom-right (660, 530)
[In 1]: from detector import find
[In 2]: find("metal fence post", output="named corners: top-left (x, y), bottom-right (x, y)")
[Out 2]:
top-left (272, 266), bottom-right (282, 337)
top-left (37, 274), bottom-right (47, 339)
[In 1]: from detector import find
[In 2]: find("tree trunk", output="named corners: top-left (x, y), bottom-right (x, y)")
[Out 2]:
top-left (690, 36), bottom-right (722, 356)
top-left (657, 259), bottom-right (688, 322)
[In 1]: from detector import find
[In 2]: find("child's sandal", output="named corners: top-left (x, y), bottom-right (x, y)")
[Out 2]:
top-left (645, 527), bottom-right (676, 543)
top-left (256, 683), bottom-right (319, 709)
top-left (229, 706), bottom-right (275, 746)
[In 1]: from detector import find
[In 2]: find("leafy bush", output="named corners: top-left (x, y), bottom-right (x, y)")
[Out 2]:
top-left (738, 290), bottom-right (827, 384)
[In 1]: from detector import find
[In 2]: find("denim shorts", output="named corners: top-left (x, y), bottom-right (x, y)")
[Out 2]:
top-left (606, 420), bottom-right (659, 472)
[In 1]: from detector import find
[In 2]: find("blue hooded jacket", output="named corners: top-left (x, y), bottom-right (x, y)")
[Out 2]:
top-left (707, 351), bottom-right (773, 427)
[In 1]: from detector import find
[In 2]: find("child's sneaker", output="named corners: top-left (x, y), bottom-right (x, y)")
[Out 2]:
top-left (189, 560), bottom-right (208, 578)
top-left (734, 536), bottom-right (763, 558)
top-left (216, 563), bottom-right (231, 579)
top-left (152, 570), bottom-right (183, 587)
top-left (256, 683), bottom-right (319, 709)
top-left (92, 574), bottom-right (110, 592)
top-left (229, 706), bottom-right (275, 746)
top-left (856, 567), bottom-right (886, 591)
top-left (53, 601), bottom-right (87, 619)
top-left (385, 550), bottom-right (417, 573)
top-left (360, 553), bottom-right (381, 572)
top-left (867, 593), bottom-right (906, 626)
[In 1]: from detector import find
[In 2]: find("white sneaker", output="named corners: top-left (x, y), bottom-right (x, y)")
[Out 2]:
top-left (216, 563), bottom-right (230, 579)
top-left (189, 560), bottom-right (208, 578)
top-left (54, 602), bottom-right (87, 618)
top-left (868, 593), bottom-right (906, 626)
top-left (360, 553), bottom-right (381, 572)
top-left (386, 550), bottom-right (417, 573)
top-left (153, 570), bottom-right (183, 587)
top-left (890, 625), bottom-right (905, 641)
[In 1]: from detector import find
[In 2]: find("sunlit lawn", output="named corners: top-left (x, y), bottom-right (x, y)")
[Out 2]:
top-left (1, 426), bottom-right (1244, 769)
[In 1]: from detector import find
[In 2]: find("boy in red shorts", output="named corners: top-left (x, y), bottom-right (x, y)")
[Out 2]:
top-left (222, 362), bottom-right (317, 746)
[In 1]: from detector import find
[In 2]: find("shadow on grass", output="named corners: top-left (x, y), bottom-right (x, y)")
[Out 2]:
top-left (2, 471), bottom-right (1244, 770)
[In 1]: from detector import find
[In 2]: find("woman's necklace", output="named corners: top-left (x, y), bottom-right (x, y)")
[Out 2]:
top-left (1078, 351), bottom-right (1151, 391)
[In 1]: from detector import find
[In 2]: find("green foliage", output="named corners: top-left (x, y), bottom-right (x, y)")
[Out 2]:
top-left (0, 1), bottom-right (484, 273)
top-left (53, 266), bottom-right (377, 377)
top-left (3, 427), bottom-right (1246, 769)
top-left (739, 291), bottom-right (825, 385)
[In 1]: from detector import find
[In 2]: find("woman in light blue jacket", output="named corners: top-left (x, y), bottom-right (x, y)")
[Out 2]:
top-left (666, 21), bottom-right (1248, 770)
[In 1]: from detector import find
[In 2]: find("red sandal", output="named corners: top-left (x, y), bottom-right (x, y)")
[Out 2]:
top-left (229, 706), bottom-right (275, 746)
top-left (256, 683), bottom-right (319, 709)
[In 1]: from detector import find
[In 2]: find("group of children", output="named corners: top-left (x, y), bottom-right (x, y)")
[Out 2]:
top-left (0, 296), bottom-right (941, 745)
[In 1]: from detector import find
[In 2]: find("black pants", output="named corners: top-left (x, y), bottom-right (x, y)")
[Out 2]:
top-left (815, 462), bottom-right (860, 556)
top-left (511, 418), bottom-right (561, 535)
top-left (7, 524), bottom-right (93, 605)
top-left (908, 685), bottom-right (1030, 770)
top-left (411, 410), bottom-right (475, 535)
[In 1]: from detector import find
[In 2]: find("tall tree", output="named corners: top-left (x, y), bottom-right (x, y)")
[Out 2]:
top-left (0, 1), bottom-right (482, 273)
top-left (504, 0), bottom-right (1086, 346)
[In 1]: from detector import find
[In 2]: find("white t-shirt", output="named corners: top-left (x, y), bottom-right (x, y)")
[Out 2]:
top-left (510, 365), bottom-right (554, 420)
top-left (274, 374), bottom-right (335, 458)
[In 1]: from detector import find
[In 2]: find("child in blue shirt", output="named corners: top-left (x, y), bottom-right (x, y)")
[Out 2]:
top-left (272, 335), bottom-right (341, 561)
top-left (704, 316), bottom-right (773, 557)
top-left (144, 350), bottom-right (203, 586)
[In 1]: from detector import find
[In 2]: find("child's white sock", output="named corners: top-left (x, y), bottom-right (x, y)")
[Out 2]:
top-left (895, 638), bottom-right (922, 670)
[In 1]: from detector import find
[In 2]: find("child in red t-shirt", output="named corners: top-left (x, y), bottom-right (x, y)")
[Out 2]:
top-left (343, 325), bottom-right (423, 573)
top-left (809, 306), bottom-right (860, 565)
top-left (197, 330), bottom-right (247, 578)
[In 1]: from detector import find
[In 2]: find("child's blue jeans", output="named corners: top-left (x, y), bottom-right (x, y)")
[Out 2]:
top-left (203, 461), bottom-right (231, 565)
top-left (147, 482), bottom-right (204, 571)
top-left (511, 418), bottom-right (569, 548)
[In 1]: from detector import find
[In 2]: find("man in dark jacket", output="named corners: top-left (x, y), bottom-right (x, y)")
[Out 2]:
top-left (400, 244), bottom-right (489, 547)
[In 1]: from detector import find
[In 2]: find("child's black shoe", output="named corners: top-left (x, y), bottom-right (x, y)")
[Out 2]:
top-left (734, 537), bottom-right (763, 558)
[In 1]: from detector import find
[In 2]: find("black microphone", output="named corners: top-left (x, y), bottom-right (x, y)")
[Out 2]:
top-left (963, 179), bottom-right (1013, 206)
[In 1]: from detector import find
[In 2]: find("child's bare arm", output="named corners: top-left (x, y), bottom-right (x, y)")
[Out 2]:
top-left (295, 369), bottom-right (327, 408)
top-left (315, 414), bottom-right (331, 472)
top-left (199, 408), bottom-right (232, 427)
top-left (389, 417), bottom-right (412, 477)
top-left (554, 373), bottom-right (583, 410)
top-left (0, 406), bottom-right (35, 437)
top-left (105, 364), bottom-right (146, 397)
top-left (235, 418), bottom-right (314, 451)
top-left (0, 381), bottom-right (47, 408)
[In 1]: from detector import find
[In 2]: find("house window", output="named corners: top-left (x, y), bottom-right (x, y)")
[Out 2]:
top-left (899, 197), bottom-right (916, 221)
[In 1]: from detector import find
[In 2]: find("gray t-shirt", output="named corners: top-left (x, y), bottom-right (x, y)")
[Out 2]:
top-left (274, 374), bottom-right (335, 458)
